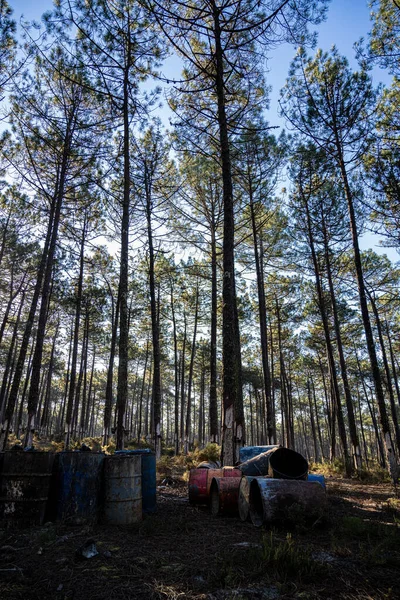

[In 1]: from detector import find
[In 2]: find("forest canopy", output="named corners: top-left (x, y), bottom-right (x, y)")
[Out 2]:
top-left (0, 0), bottom-right (399, 479)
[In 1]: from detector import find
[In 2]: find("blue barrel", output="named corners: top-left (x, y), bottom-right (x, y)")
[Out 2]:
top-left (116, 449), bottom-right (156, 514)
top-left (307, 473), bottom-right (326, 489)
top-left (103, 454), bottom-right (142, 524)
top-left (51, 452), bottom-right (104, 523)
top-left (239, 445), bottom-right (279, 463)
top-left (0, 451), bottom-right (55, 527)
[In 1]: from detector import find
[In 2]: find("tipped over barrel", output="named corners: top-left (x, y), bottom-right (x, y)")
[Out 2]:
top-left (210, 476), bottom-right (241, 516)
top-left (239, 445), bottom-right (279, 463)
top-left (249, 478), bottom-right (327, 527)
top-left (239, 447), bottom-right (308, 480)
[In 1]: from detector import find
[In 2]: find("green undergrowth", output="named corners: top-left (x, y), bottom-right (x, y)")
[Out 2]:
top-left (214, 532), bottom-right (323, 590)
top-left (310, 459), bottom-right (390, 483)
top-left (331, 515), bottom-right (400, 566)
top-left (157, 443), bottom-right (221, 481)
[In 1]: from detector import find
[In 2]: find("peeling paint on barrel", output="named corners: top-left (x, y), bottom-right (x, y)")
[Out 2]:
top-left (188, 468), bottom-right (208, 504)
top-left (0, 451), bottom-right (55, 527)
top-left (239, 446), bottom-right (279, 463)
top-left (50, 452), bottom-right (104, 523)
top-left (206, 467), bottom-right (241, 497)
top-left (103, 454), bottom-right (142, 525)
top-left (116, 450), bottom-right (156, 514)
top-left (210, 476), bottom-right (242, 516)
top-left (249, 478), bottom-right (327, 527)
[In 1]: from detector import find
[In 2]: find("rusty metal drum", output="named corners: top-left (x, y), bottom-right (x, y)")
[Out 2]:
top-left (210, 476), bottom-right (242, 516)
top-left (249, 478), bottom-right (327, 527)
top-left (206, 467), bottom-right (241, 497)
top-left (0, 450), bottom-right (55, 527)
top-left (103, 454), bottom-right (142, 525)
top-left (188, 468), bottom-right (208, 504)
top-left (51, 451), bottom-right (104, 523)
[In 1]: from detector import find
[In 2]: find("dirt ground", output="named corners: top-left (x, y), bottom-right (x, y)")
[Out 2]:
top-left (1, 477), bottom-right (399, 600)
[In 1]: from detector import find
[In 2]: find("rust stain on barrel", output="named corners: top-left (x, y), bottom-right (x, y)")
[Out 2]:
top-left (210, 476), bottom-right (242, 516)
top-left (188, 468), bottom-right (208, 504)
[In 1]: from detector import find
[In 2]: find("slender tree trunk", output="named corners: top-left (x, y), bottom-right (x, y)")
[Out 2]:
top-left (211, 1), bottom-right (243, 465)
top-left (170, 280), bottom-right (180, 455)
top-left (0, 192), bottom-right (56, 450)
top-left (303, 195), bottom-right (351, 475)
top-left (322, 214), bottom-right (362, 470)
top-left (103, 290), bottom-right (120, 446)
top-left (65, 215), bottom-right (87, 449)
top-left (0, 292), bottom-right (25, 425)
top-left (368, 292), bottom-right (400, 454)
top-left (209, 224), bottom-right (219, 443)
top-left (250, 190), bottom-right (275, 444)
top-left (337, 147), bottom-right (397, 479)
top-left (116, 61), bottom-right (131, 451)
top-left (184, 282), bottom-right (199, 454)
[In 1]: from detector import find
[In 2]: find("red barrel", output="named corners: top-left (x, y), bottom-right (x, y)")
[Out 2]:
top-left (188, 468), bottom-right (208, 504)
top-left (206, 467), bottom-right (241, 496)
top-left (210, 476), bottom-right (242, 516)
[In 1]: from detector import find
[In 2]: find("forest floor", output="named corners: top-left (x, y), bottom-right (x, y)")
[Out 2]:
top-left (1, 477), bottom-right (400, 600)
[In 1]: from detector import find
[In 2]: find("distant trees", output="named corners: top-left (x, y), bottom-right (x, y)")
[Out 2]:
top-left (0, 0), bottom-right (400, 477)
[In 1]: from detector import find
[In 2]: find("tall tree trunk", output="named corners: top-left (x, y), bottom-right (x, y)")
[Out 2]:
top-left (337, 147), bottom-right (397, 479)
top-left (0, 291), bottom-right (25, 425)
top-left (304, 195), bottom-right (351, 475)
top-left (116, 61), bottom-right (131, 451)
top-left (145, 165), bottom-right (162, 459)
top-left (170, 280), bottom-right (180, 455)
top-left (184, 282), bottom-right (199, 454)
top-left (368, 292), bottom-right (400, 454)
top-left (209, 223), bottom-right (219, 443)
top-left (0, 192), bottom-right (56, 450)
top-left (322, 214), bottom-right (361, 470)
top-left (65, 215), bottom-right (87, 449)
top-left (211, 1), bottom-right (243, 465)
top-left (103, 289), bottom-right (120, 446)
top-left (250, 190), bottom-right (275, 444)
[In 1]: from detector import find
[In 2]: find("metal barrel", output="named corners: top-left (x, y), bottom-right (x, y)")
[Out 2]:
top-left (239, 447), bottom-right (308, 480)
top-left (206, 467), bottom-right (242, 497)
top-left (115, 450), bottom-right (156, 514)
top-left (239, 447), bottom-right (278, 476)
top-left (269, 447), bottom-right (308, 480)
top-left (196, 461), bottom-right (220, 469)
top-left (0, 451), bottom-right (55, 528)
top-left (210, 476), bottom-right (242, 517)
top-left (188, 467), bottom-right (208, 504)
top-left (307, 473), bottom-right (326, 489)
top-left (239, 446), bottom-right (279, 463)
top-left (238, 475), bottom-right (255, 522)
top-left (103, 454), bottom-right (142, 525)
top-left (50, 451), bottom-right (104, 523)
top-left (249, 478), bottom-right (327, 527)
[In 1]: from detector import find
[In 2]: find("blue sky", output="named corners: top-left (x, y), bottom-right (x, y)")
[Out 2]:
top-left (12, 0), bottom-right (390, 128)
top-left (10, 0), bottom-right (398, 259)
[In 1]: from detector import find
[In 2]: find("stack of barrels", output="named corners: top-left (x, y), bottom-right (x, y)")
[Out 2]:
top-left (188, 446), bottom-right (327, 526)
top-left (0, 448), bottom-right (156, 529)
